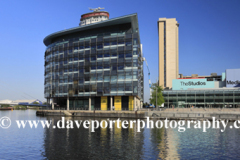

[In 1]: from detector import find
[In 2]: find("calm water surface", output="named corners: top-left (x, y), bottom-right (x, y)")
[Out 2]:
top-left (0, 110), bottom-right (240, 160)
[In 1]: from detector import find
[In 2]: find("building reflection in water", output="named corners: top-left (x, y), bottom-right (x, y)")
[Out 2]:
top-left (147, 120), bottom-right (180, 159)
top-left (42, 117), bottom-right (184, 159)
top-left (42, 117), bottom-right (145, 159)
top-left (164, 128), bottom-right (180, 159)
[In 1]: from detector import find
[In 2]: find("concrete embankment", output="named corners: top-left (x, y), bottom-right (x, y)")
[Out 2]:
top-left (36, 110), bottom-right (147, 119)
top-left (36, 108), bottom-right (240, 120)
top-left (0, 107), bottom-right (14, 110)
top-left (146, 108), bottom-right (240, 120)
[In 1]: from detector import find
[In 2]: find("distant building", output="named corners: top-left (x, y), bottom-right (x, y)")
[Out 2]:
top-left (163, 69), bottom-right (240, 108)
top-left (0, 99), bottom-right (17, 106)
top-left (14, 100), bottom-right (43, 105)
top-left (158, 18), bottom-right (179, 89)
top-left (0, 99), bottom-right (42, 106)
top-left (43, 8), bottom-right (143, 110)
top-left (179, 73), bottom-right (222, 82)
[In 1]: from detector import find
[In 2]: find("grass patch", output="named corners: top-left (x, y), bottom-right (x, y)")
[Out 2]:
top-left (13, 105), bottom-right (27, 110)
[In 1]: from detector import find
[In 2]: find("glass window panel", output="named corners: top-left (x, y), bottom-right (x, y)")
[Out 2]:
top-left (79, 69), bottom-right (84, 73)
top-left (104, 42), bottom-right (110, 46)
top-left (126, 41), bottom-right (132, 46)
top-left (91, 45), bottom-right (96, 49)
top-left (111, 41), bottom-right (117, 45)
top-left (104, 65), bottom-right (109, 69)
top-left (118, 53), bottom-right (124, 58)
top-left (133, 38), bottom-right (138, 45)
top-left (79, 79), bottom-right (84, 84)
top-left (104, 76), bottom-right (110, 81)
top-left (118, 40), bottom-right (124, 45)
top-left (80, 46), bottom-right (84, 49)
top-left (97, 75), bottom-right (103, 81)
top-left (118, 65), bottom-right (124, 70)
top-left (91, 75), bottom-right (96, 81)
top-left (118, 74), bottom-right (124, 79)
top-left (91, 56), bottom-right (96, 61)
top-left (111, 76), bottom-right (117, 81)
top-left (97, 54), bottom-right (103, 58)
top-left (97, 66), bottom-right (103, 69)
top-left (104, 53), bottom-right (110, 57)
top-left (112, 66), bottom-right (117, 71)
top-left (97, 44), bottom-right (103, 49)
top-left (126, 53), bottom-right (132, 57)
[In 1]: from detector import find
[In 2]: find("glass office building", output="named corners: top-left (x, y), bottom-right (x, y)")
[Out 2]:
top-left (43, 12), bottom-right (143, 110)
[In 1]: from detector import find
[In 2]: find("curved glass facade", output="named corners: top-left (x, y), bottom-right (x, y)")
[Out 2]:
top-left (44, 21), bottom-right (143, 109)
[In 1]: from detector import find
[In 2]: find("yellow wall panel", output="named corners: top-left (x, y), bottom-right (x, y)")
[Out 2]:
top-left (129, 96), bottom-right (134, 111)
top-left (114, 96), bottom-right (121, 111)
top-left (101, 96), bottom-right (108, 110)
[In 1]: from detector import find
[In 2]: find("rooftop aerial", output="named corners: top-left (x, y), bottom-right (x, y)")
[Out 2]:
top-left (89, 7), bottom-right (105, 12)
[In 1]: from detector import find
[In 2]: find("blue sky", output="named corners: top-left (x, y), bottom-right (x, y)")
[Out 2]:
top-left (0, 0), bottom-right (239, 102)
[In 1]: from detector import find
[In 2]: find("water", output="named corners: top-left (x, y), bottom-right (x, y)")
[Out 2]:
top-left (1, 110), bottom-right (240, 160)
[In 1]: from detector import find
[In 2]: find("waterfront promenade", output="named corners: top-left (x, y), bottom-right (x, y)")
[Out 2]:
top-left (36, 108), bottom-right (240, 120)
top-left (36, 110), bottom-right (147, 118)
top-left (146, 108), bottom-right (240, 120)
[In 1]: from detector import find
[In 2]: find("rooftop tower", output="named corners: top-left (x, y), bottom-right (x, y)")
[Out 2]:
top-left (79, 7), bottom-right (110, 26)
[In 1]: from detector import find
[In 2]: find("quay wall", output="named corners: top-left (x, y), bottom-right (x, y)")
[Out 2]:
top-left (36, 109), bottom-right (240, 120)
top-left (36, 110), bottom-right (147, 119)
top-left (147, 109), bottom-right (240, 120)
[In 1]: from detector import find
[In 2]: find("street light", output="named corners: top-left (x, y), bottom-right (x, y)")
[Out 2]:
top-left (156, 78), bottom-right (158, 110)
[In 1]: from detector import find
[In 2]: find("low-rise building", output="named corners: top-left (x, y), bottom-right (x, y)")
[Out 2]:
top-left (0, 99), bottom-right (43, 106)
top-left (163, 69), bottom-right (240, 108)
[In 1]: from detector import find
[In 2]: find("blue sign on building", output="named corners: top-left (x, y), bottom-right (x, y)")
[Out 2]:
top-left (226, 69), bottom-right (240, 88)
top-left (172, 79), bottom-right (215, 90)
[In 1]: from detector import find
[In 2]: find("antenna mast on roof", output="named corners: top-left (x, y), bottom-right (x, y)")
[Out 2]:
top-left (89, 7), bottom-right (105, 12)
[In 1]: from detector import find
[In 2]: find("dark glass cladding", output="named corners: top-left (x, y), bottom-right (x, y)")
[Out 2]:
top-left (44, 23), bottom-right (143, 100)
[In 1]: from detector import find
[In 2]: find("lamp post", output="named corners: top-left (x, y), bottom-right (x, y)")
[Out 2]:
top-left (156, 78), bottom-right (158, 110)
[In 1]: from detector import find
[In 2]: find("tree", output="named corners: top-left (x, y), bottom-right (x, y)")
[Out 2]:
top-left (32, 101), bottom-right (40, 104)
top-left (149, 83), bottom-right (165, 107)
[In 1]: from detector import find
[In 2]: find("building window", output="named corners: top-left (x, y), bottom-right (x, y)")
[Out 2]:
top-left (104, 53), bottom-right (110, 57)
top-left (118, 53), bottom-right (124, 58)
top-left (126, 53), bottom-right (132, 57)
top-left (104, 42), bottom-right (110, 46)
top-left (112, 66), bottom-right (117, 71)
top-left (97, 44), bottom-right (103, 49)
top-left (118, 65), bottom-right (124, 70)
top-left (97, 66), bottom-right (103, 69)
top-left (97, 54), bottom-right (103, 58)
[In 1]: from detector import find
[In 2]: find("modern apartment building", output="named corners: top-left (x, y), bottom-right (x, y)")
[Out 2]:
top-left (43, 9), bottom-right (143, 111)
top-left (158, 18), bottom-right (179, 89)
